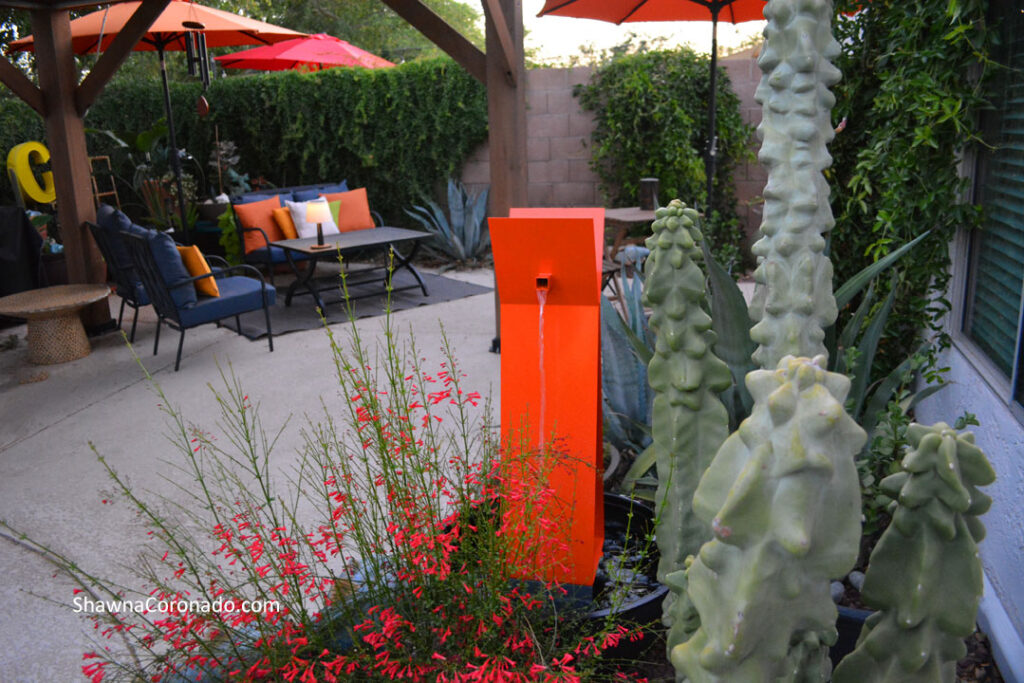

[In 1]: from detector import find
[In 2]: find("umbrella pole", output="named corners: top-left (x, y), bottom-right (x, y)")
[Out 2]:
top-left (158, 45), bottom-right (192, 244)
top-left (706, 6), bottom-right (720, 218)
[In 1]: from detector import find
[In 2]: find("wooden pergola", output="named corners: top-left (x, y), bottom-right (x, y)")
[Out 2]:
top-left (0, 0), bottom-right (526, 332)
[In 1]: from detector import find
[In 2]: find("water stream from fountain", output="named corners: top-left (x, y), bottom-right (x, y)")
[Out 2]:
top-left (537, 288), bottom-right (547, 447)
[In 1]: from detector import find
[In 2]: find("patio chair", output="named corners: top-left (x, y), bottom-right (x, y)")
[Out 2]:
top-left (88, 207), bottom-right (149, 341)
top-left (121, 229), bottom-right (275, 371)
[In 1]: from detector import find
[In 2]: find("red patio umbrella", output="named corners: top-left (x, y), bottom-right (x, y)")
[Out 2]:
top-left (215, 33), bottom-right (394, 72)
top-left (8, 0), bottom-right (305, 241)
top-left (538, 0), bottom-right (768, 212)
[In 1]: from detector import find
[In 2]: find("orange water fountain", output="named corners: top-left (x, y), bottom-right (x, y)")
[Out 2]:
top-left (490, 208), bottom-right (605, 589)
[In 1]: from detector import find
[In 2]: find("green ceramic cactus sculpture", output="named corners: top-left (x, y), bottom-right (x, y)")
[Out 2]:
top-left (832, 423), bottom-right (996, 683)
top-left (643, 199), bottom-right (732, 648)
top-left (673, 356), bottom-right (866, 682)
top-left (748, 0), bottom-right (842, 369)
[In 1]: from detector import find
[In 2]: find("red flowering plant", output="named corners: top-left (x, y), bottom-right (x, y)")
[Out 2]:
top-left (2, 314), bottom-right (648, 682)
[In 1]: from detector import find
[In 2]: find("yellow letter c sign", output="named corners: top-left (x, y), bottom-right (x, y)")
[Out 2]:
top-left (7, 141), bottom-right (56, 204)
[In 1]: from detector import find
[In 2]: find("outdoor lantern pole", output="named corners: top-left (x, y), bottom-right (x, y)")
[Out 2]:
top-left (706, 4), bottom-right (720, 216)
top-left (157, 44), bottom-right (191, 244)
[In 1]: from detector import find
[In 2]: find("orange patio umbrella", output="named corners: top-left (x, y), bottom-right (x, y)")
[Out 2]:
top-left (8, 0), bottom-right (305, 241)
top-left (538, 0), bottom-right (768, 212)
top-left (215, 33), bottom-right (394, 72)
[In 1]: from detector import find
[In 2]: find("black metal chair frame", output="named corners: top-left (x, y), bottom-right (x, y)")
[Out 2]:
top-left (122, 231), bottom-right (274, 371)
top-left (86, 221), bottom-right (146, 342)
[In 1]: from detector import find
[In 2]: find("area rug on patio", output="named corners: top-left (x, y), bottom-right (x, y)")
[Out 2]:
top-left (235, 270), bottom-right (492, 340)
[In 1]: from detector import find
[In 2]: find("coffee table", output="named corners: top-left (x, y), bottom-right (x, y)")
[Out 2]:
top-left (0, 284), bottom-right (110, 364)
top-left (272, 227), bottom-right (430, 311)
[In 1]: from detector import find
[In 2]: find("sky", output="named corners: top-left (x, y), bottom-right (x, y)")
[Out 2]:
top-left (520, 0), bottom-right (767, 64)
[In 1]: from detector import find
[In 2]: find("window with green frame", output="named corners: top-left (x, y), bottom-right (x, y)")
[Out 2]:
top-left (964, 1), bottom-right (1024, 402)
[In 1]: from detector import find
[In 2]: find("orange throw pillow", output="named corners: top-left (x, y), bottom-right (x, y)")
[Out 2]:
top-left (233, 196), bottom-right (285, 253)
top-left (320, 187), bottom-right (375, 232)
top-left (176, 245), bottom-right (219, 297)
top-left (272, 206), bottom-right (298, 240)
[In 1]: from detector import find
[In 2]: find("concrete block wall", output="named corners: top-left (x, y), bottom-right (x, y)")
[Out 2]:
top-left (461, 66), bottom-right (601, 207)
top-left (721, 52), bottom-right (767, 244)
top-left (463, 58), bottom-right (767, 241)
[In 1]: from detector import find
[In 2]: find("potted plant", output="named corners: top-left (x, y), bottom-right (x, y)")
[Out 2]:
top-left (200, 138), bottom-right (250, 222)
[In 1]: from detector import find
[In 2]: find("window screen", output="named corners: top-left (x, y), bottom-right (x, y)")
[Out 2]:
top-left (965, 6), bottom-right (1024, 379)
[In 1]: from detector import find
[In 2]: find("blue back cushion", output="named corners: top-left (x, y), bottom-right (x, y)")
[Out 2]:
top-left (237, 193), bottom-right (281, 204)
top-left (95, 204), bottom-right (135, 271)
top-left (147, 230), bottom-right (197, 309)
top-left (320, 181), bottom-right (348, 195)
top-left (291, 187), bottom-right (320, 202)
top-left (293, 181), bottom-right (349, 202)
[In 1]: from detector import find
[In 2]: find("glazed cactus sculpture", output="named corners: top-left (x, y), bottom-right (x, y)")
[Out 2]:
top-left (832, 423), bottom-right (996, 683)
top-left (672, 356), bottom-right (865, 682)
top-left (748, 0), bottom-right (842, 369)
top-left (643, 199), bottom-right (731, 646)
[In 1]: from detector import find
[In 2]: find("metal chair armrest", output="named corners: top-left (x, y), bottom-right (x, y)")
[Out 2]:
top-left (239, 224), bottom-right (272, 250)
top-left (205, 254), bottom-right (230, 269)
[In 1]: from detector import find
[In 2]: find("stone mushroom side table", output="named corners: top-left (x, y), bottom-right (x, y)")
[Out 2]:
top-left (0, 284), bottom-right (111, 364)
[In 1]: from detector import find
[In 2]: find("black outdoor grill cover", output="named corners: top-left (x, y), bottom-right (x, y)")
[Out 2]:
top-left (0, 205), bottom-right (42, 297)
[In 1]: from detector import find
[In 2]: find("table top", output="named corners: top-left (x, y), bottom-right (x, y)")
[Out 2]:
top-left (273, 226), bottom-right (429, 255)
top-left (605, 207), bottom-right (657, 225)
top-left (0, 284), bottom-right (110, 317)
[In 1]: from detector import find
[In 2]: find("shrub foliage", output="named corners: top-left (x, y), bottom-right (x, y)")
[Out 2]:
top-left (575, 48), bottom-right (753, 267)
top-left (0, 58), bottom-right (488, 224)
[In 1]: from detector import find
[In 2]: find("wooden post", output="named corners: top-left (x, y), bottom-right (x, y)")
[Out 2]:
top-left (30, 8), bottom-right (110, 330)
top-left (484, 0), bottom-right (527, 351)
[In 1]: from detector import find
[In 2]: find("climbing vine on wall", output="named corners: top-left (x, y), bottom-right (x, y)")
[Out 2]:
top-left (828, 0), bottom-right (993, 375)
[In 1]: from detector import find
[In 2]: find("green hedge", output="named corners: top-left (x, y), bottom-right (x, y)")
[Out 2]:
top-left (0, 57), bottom-right (488, 223)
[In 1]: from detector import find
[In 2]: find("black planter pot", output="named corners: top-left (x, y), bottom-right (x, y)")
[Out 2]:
top-left (830, 605), bottom-right (872, 666)
top-left (587, 493), bottom-right (669, 659)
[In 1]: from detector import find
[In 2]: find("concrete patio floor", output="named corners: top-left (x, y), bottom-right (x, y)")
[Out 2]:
top-left (0, 266), bottom-right (500, 680)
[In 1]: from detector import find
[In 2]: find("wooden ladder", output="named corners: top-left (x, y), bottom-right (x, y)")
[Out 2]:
top-left (89, 156), bottom-right (121, 209)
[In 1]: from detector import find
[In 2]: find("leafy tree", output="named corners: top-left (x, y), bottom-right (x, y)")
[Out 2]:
top-left (213, 0), bottom-right (484, 63)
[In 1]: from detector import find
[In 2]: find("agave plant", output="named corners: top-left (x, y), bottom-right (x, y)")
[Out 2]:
top-left (601, 263), bottom-right (654, 462)
top-left (405, 179), bottom-right (490, 266)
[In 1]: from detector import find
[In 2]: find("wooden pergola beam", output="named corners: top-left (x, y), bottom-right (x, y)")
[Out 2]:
top-left (481, 0), bottom-right (517, 86)
top-left (378, 0), bottom-right (487, 84)
top-left (483, 0), bottom-right (527, 218)
top-left (76, 0), bottom-right (171, 115)
top-left (0, 55), bottom-right (43, 114)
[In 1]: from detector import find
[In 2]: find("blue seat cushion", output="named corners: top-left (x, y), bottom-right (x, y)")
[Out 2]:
top-left (116, 280), bottom-right (151, 306)
top-left (147, 230), bottom-right (198, 309)
top-left (178, 276), bottom-right (275, 328)
top-left (246, 245), bottom-right (313, 265)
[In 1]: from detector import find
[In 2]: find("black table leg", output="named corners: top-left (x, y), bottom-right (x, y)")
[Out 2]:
top-left (387, 241), bottom-right (429, 297)
top-left (284, 252), bottom-right (325, 311)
